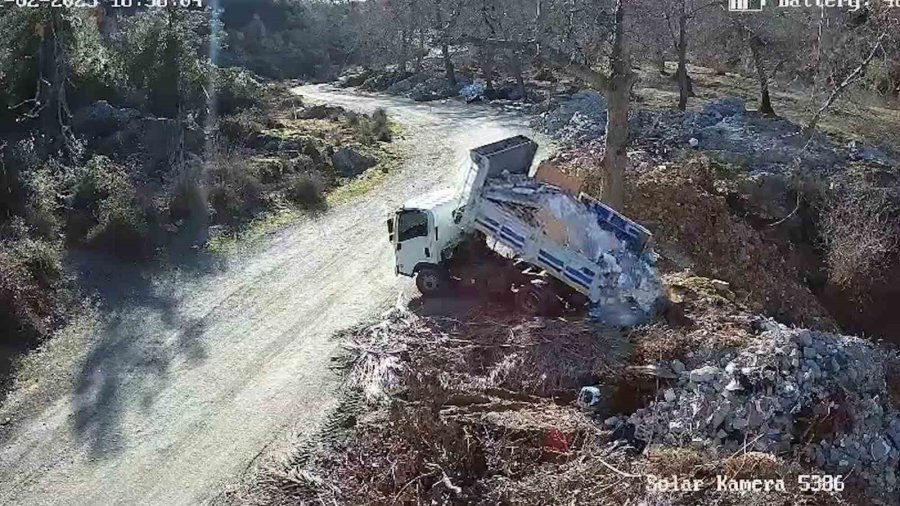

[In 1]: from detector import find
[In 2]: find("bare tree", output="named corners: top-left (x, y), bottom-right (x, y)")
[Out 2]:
top-left (803, 5), bottom-right (898, 133)
top-left (806, 32), bottom-right (887, 132)
top-left (432, 0), bottom-right (460, 88)
top-left (747, 29), bottom-right (776, 116)
top-left (600, 0), bottom-right (634, 209)
top-left (665, 0), bottom-right (723, 110)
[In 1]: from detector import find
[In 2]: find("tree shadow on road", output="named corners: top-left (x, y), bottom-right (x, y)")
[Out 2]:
top-left (66, 246), bottom-right (224, 459)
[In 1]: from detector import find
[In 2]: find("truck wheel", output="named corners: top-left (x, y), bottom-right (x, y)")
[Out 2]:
top-left (515, 284), bottom-right (555, 316)
top-left (416, 267), bottom-right (447, 296)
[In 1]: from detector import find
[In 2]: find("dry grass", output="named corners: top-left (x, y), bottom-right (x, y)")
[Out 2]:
top-left (818, 165), bottom-right (900, 301)
top-left (635, 63), bottom-right (900, 150)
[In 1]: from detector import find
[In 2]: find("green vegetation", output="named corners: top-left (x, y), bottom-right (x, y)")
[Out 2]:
top-left (218, 0), bottom-right (359, 79)
top-left (0, 5), bottom-right (394, 371)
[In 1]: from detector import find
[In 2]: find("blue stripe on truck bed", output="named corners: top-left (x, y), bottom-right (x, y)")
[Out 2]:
top-left (500, 226), bottom-right (525, 243)
top-left (538, 249), bottom-right (564, 270)
top-left (499, 231), bottom-right (524, 248)
top-left (476, 219), bottom-right (498, 232)
top-left (564, 268), bottom-right (590, 289)
top-left (564, 266), bottom-right (593, 286)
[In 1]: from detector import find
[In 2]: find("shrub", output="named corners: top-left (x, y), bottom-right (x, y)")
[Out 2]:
top-left (351, 108), bottom-right (392, 144)
top-left (21, 161), bottom-right (64, 239)
top-left (369, 108), bottom-right (391, 142)
top-left (167, 165), bottom-right (209, 224)
top-left (216, 67), bottom-right (264, 115)
top-left (286, 171), bottom-right (326, 211)
top-left (65, 156), bottom-right (151, 259)
top-left (218, 111), bottom-right (267, 146)
top-left (818, 167), bottom-right (900, 299)
top-left (205, 153), bottom-right (263, 224)
top-left (0, 237), bottom-right (63, 346)
top-left (11, 238), bottom-right (62, 288)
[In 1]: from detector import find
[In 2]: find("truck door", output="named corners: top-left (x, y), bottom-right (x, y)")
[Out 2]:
top-left (395, 209), bottom-right (432, 276)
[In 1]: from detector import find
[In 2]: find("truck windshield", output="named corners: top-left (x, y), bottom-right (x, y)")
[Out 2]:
top-left (397, 210), bottom-right (428, 241)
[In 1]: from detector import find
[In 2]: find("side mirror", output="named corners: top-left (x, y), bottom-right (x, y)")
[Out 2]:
top-left (386, 217), bottom-right (394, 242)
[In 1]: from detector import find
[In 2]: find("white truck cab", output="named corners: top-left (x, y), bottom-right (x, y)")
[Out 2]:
top-left (387, 188), bottom-right (463, 289)
top-left (388, 136), bottom-right (540, 298)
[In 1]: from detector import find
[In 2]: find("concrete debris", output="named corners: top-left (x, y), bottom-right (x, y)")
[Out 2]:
top-left (536, 92), bottom-right (897, 172)
top-left (336, 67), bottom-right (375, 88)
top-left (533, 91), bottom-right (608, 144)
top-left (460, 82), bottom-right (487, 101)
top-left (370, 73), bottom-right (465, 102)
top-left (482, 177), bottom-right (663, 325)
top-left (630, 98), bottom-right (897, 174)
top-left (629, 326), bottom-right (900, 497)
top-left (688, 365), bottom-right (718, 383)
top-left (409, 78), bottom-right (458, 102)
top-left (577, 386), bottom-right (604, 411)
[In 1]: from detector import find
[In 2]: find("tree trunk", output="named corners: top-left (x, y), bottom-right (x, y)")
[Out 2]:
top-left (510, 52), bottom-right (526, 100)
top-left (481, 47), bottom-right (495, 93)
top-left (603, 82), bottom-right (628, 210)
top-left (415, 28), bottom-right (425, 73)
top-left (749, 33), bottom-right (775, 116)
top-left (515, 67), bottom-right (526, 99)
top-left (675, 2), bottom-right (689, 111)
top-left (434, 0), bottom-right (457, 88)
top-left (600, 0), bottom-right (631, 210)
top-left (441, 44), bottom-right (457, 88)
top-left (399, 28), bottom-right (410, 72)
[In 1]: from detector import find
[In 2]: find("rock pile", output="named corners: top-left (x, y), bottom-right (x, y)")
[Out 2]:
top-left (72, 100), bottom-right (202, 172)
top-left (536, 91), bottom-right (897, 173)
top-left (630, 98), bottom-right (898, 174)
top-left (533, 91), bottom-right (608, 144)
top-left (627, 323), bottom-right (900, 496)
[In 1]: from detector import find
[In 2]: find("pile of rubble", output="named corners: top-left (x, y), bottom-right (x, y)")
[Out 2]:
top-left (533, 90), bottom-right (608, 144)
top-left (626, 323), bottom-right (900, 497)
top-left (481, 176), bottom-right (664, 326)
top-left (535, 90), bottom-right (898, 173)
top-left (630, 98), bottom-right (855, 174)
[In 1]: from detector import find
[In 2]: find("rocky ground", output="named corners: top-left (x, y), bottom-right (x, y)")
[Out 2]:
top-left (237, 274), bottom-right (899, 505)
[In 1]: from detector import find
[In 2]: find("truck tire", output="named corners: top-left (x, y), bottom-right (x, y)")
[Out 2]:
top-left (416, 267), bottom-right (447, 296)
top-left (515, 284), bottom-right (555, 316)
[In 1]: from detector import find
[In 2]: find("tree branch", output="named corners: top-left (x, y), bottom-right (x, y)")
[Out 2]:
top-left (806, 32), bottom-right (886, 132)
top-left (459, 36), bottom-right (612, 90)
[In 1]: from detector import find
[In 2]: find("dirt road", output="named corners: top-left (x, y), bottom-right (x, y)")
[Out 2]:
top-left (0, 86), bottom-right (548, 506)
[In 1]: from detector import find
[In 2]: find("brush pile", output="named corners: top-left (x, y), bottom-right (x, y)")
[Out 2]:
top-left (338, 306), bottom-right (629, 401)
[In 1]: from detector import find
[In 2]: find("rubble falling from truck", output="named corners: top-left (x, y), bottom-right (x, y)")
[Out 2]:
top-left (480, 175), bottom-right (664, 326)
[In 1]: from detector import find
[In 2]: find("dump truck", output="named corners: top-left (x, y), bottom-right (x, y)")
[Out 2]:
top-left (387, 135), bottom-right (653, 315)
